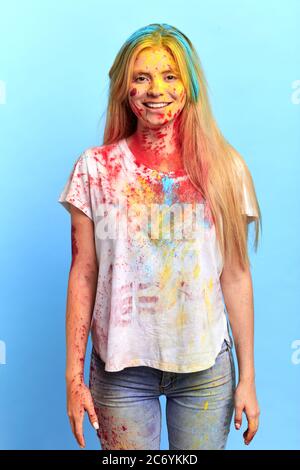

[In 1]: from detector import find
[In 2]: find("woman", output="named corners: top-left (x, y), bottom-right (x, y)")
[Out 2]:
top-left (58, 23), bottom-right (261, 450)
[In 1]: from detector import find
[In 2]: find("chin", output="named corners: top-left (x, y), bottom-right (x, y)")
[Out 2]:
top-left (143, 116), bottom-right (173, 126)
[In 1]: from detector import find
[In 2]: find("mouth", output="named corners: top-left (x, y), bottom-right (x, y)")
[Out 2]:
top-left (142, 102), bottom-right (172, 110)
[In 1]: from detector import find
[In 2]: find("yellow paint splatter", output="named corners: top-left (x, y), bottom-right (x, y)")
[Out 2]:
top-left (204, 401), bottom-right (209, 410)
top-left (160, 257), bottom-right (172, 286)
top-left (203, 277), bottom-right (214, 321)
top-left (176, 306), bottom-right (188, 327)
top-left (193, 262), bottom-right (201, 279)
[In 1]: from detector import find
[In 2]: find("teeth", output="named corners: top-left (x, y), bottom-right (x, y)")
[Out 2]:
top-left (144, 102), bottom-right (170, 108)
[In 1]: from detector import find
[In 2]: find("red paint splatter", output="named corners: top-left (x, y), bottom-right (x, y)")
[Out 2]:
top-left (129, 88), bottom-right (137, 97)
top-left (71, 225), bottom-right (78, 270)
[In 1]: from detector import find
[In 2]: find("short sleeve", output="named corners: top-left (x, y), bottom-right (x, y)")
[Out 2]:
top-left (242, 182), bottom-right (258, 217)
top-left (57, 152), bottom-right (93, 220)
top-left (233, 155), bottom-right (259, 218)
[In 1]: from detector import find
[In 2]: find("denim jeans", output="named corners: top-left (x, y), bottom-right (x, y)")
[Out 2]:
top-left (89, 338), bottom-right (236, 450)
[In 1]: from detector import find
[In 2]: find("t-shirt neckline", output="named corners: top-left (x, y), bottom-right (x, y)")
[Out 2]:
top-left (119, 137), bottom-right (188, 179)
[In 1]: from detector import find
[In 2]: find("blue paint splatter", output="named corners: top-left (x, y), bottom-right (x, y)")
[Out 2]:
top-left (161, 176), bottom-right (176, 205)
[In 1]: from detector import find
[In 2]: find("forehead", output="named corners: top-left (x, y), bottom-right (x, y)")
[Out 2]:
top-left (133, 47), bottom-right (178, 71)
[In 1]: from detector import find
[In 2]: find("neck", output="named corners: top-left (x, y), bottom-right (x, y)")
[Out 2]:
top-left (127, 117), bottom-right (183, 172)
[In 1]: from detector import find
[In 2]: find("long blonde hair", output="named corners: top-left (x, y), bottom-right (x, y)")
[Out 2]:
top-left (103, 23), bottom-right (262, 270)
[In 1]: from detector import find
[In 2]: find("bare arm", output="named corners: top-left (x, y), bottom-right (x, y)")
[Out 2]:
top-left (220, 257), bottom-right (255, 383)
top-left (65, 205), bottom-right (99, 447)
top-left (65, 205), bottom-right (98, 381)
top-left (220, 222), bottom-right (260, 446)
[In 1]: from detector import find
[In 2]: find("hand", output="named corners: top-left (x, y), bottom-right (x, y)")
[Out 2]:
top-left (234, 380), bottom-right (260, 445)
top-left (66, 374), bottom-right (99, 448)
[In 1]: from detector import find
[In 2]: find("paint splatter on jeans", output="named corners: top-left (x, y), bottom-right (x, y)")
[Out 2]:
top-left (89, 339), bottom-right (235, 450)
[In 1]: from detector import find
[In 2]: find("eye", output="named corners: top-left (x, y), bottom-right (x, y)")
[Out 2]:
top-left (134, 76), bottom-right (148, 83)
top-left (166, 74), bottom-right (177, 81)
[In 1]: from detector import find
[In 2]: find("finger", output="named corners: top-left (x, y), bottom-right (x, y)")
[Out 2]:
top-left (68, 415), bottom-right (75, 437)
top-left (244, 419), bottom-right (258, 444)
top-left (243, 416), bottom-right (259, 445)
top-left (85, 401), bottom-right (99, 431)
top-left (234, 405), bottom-right (243, 430)
top-left (74, 414), bottom-right (85, 448)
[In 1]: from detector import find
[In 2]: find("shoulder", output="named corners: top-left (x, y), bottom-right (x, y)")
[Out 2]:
top-left (80, 141), bottom-right (123, 176)
top-left (83, 141), bottom-right (122, 166)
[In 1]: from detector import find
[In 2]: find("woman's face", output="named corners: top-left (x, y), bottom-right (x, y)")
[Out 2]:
top-left (128, 46), bottom-right (187, 128)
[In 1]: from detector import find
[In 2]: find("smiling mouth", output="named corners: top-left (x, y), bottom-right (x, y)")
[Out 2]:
top-left (143, 102), bottom-right (172, 109)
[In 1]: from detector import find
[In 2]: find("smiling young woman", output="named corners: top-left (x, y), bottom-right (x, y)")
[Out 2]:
top-left (58, 23), bottom-right (261, 450)
top-left (126, 47), bottom-right (186, 174)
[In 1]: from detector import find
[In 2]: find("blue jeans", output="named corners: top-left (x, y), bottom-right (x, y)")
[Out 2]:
top-left (89, 338), bottom-right (236, 450)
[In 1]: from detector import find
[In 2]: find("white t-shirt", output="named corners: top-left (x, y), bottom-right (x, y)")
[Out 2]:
top-left (58, 138), bottom-right (257, 372)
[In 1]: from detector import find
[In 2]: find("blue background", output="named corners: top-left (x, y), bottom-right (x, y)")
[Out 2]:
top-left (0, 0), bottom-right (299, 450)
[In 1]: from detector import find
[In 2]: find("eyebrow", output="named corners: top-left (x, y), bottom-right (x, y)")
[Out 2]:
top-left (133, 68), bottom-right (178, 75)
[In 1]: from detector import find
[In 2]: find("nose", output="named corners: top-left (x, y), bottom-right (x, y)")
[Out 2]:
top-left (147, 78), bottom-right (164, 96)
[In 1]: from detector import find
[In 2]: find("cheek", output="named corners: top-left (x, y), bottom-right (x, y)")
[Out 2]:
top-left (129, 87), bottom-right (137, 97)
top-left (170, 84), bottom-right (186, 102)
top-left (129, 86), bottom-right (155, 118)
top-left (128, 86), bottom-right (147, 100)
top-left (179, 89), bottom-right (187, 105)
top-left (177, 86), bottom-right (186, 99)
top-left (128, 87), bottom-right (146, 108)
top-left (128, 97), bottom-right (144, 117)
top-left (129, 85), bottom-right (147, 98)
